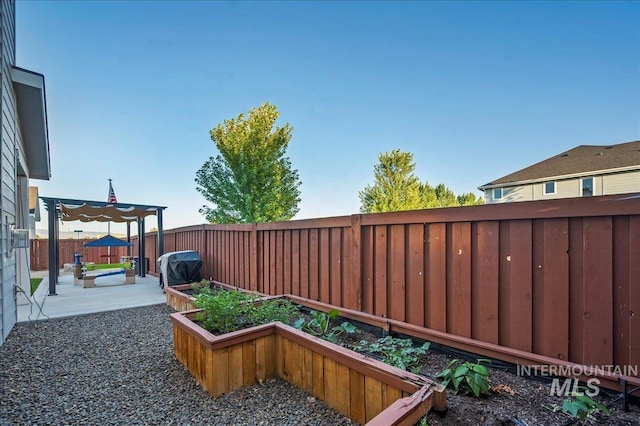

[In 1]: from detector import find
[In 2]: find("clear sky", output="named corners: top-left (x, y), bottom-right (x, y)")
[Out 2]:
top-left (17, 1), bottom-right (640, 236)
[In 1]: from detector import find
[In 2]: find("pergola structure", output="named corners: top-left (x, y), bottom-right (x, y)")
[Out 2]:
top-left (40, 197), bottom-right (167, 296)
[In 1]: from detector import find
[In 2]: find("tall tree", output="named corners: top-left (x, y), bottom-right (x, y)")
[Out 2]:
top-left (457, 192), bottom-right (484, 206)
top-left (196, 102), bottom-right (301, 223)
top-left (359, 150), bottom-right (423, 213)
top-left (360, 149), bottom-right (484, 213)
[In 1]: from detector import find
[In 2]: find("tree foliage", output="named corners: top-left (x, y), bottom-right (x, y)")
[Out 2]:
top-left (195, 102), bottom-right (301, 223)
top-left (359, 150), bottom-right (483, 213)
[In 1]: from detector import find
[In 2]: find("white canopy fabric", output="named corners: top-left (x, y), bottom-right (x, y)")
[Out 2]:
top-left (59, 202), bottom-right (158, 223)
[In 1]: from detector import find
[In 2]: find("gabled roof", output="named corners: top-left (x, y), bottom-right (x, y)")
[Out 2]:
top-left (480, 140), bottom-right (640, 189)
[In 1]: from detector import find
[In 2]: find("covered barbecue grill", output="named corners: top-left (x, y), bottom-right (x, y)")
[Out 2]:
top-left (157, 250), bottom-right (203, 288)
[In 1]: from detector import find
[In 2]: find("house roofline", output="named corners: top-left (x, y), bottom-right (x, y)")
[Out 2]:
top-left (478, 164), bottom-right (640, 191)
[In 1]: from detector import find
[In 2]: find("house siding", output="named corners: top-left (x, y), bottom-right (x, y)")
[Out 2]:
top-left (0, 0), bottom-right (17, 344)
top-left (603, 170), bottom-right (640, 195)
top-left (486, 171), bottom-right (640, 204)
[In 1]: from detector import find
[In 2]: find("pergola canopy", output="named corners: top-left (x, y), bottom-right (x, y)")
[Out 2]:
top-left (41, 197), bottom-right (166, 223)
top-left (41, 196), bottom-right (166, 295)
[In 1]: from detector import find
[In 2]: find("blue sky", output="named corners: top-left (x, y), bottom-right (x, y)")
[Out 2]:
top-left (18, 1), bottom-right (640, 235)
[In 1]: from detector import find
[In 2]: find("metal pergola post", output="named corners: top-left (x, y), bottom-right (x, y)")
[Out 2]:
top-left (157, 208), bottom-right (164, 259)
top-left (46, 198), bottom-right (57, 295)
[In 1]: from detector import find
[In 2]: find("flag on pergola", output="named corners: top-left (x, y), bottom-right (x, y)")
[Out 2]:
top-left (108, 178), bottom-right (117, 204)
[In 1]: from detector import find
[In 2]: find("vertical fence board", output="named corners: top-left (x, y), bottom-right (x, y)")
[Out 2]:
top-left (568, 218), bottom-right (585, 364)
top-left (346, 215), bottom-right (361, 311)
top-left (291, 229), bottom-right (300, 296)
top-left (300, 229), bottom-right (310, 299)
top-left (582, 217), bottom-right (614, 365)
top-left (362, 226), bottom-right (374, 314)
top-left (374, 225), bottom-right (388, 317)
top-left (613, 217), bottom-right (630, 368)
top-left (447, 222), bottom-right (472, 337)
top-left (276, 230), bottom-right (284, 295)
top-left (628, 216), bottom-right (640, 370)
top-left (425, 223), bottom-right (446, 332)
top-left (309, 229), bottom-right (319, 301)
top-left (257, 231), bottom-right (264, 293)
top-left (284, 230), bottom-right (292, 295)
top-left (269, 231), bottom-right (277, 295)
top-left (471, 221), bottom-right (499, 344)
top-left (319, 228), bottom-right (330, 304)
top-left (330, 227), bottom-right (342, 306)
top-left (406, 224), bottom-right (425, 327)
top-left (499, 220), bottom-right (533, 352)
top-left (389, 224), bottom-right (406, 322)
top-left (534, 219), bottom-right (569, 360)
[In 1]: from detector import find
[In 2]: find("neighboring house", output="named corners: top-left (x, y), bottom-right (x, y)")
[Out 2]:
top-left (479, 140), bottom-right (640, 204)
top-left (1, 0), bottom-right (51, 345)
top-left (29, 186), bottom-right (40, 239)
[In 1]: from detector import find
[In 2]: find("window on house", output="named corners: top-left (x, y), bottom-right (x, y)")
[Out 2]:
top-left (493, 188), bottom-right (503, 200)
top-left (581, 177), bottom-right (593, 197)
top-left (544, 182), bottom-right (556, 195)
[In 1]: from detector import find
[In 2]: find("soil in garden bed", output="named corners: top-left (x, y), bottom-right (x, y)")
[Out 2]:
top-left (318, 313), bottom-right (640, 426)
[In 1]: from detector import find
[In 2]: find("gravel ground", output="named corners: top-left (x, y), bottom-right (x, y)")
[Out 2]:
top-left (0, 304), bottom-right (355, 426)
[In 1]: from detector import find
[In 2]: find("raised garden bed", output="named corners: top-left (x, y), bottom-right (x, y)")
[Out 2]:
top-left (164, 281), bottom-right (242, 312)
top-left (170, 308), bottom-right (446, 425)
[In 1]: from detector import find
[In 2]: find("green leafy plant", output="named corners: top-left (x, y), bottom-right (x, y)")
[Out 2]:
top-left (292, 309), bottom-right (357, 343)
top-left (558, 390), bottom-right (609, 423)
top-left (436, 359), bottom-right (491, 397)
top-left (189, 280), bottom-right (213, 295)
top-left (194, 289), bottom-right (255, 333)
top-left (253, 297), bottom-right (299, 325)
top-left (352, 336), bottom-right (430, 373)
top-left (194, 290), bottom-right (298, 334)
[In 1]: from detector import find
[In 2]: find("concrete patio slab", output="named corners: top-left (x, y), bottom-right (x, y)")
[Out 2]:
top-left (18, 270), bottom-right (166, 322)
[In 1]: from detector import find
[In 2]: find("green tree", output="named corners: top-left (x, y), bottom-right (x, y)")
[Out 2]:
top-left (359, 150), bottom-right (424, 213)
top-left (195, 102), bottom-right (301, 223)
top-left (457, 192), bottom-right (484, 206)
top-left (360, 149), bottom-right (484, 213)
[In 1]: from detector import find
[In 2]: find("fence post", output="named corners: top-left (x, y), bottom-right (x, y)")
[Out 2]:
top-left (250, 223), bottom-right (259, 293)
top-left (201, 224), bottom-right (208, 279)
top-left (350, 214), bottom-right (362, 311)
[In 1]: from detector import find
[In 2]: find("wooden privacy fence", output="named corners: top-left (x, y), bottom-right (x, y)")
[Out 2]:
top-left (132, 194), bottom-right (640, 384)
top-left (30, 239), bottom-right (129, 270)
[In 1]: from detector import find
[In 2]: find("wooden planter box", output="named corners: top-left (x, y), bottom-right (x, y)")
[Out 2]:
top-left (171, 310), bottom-right (446, 425)
top-left (164, 284), bottom-right (199, 311)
